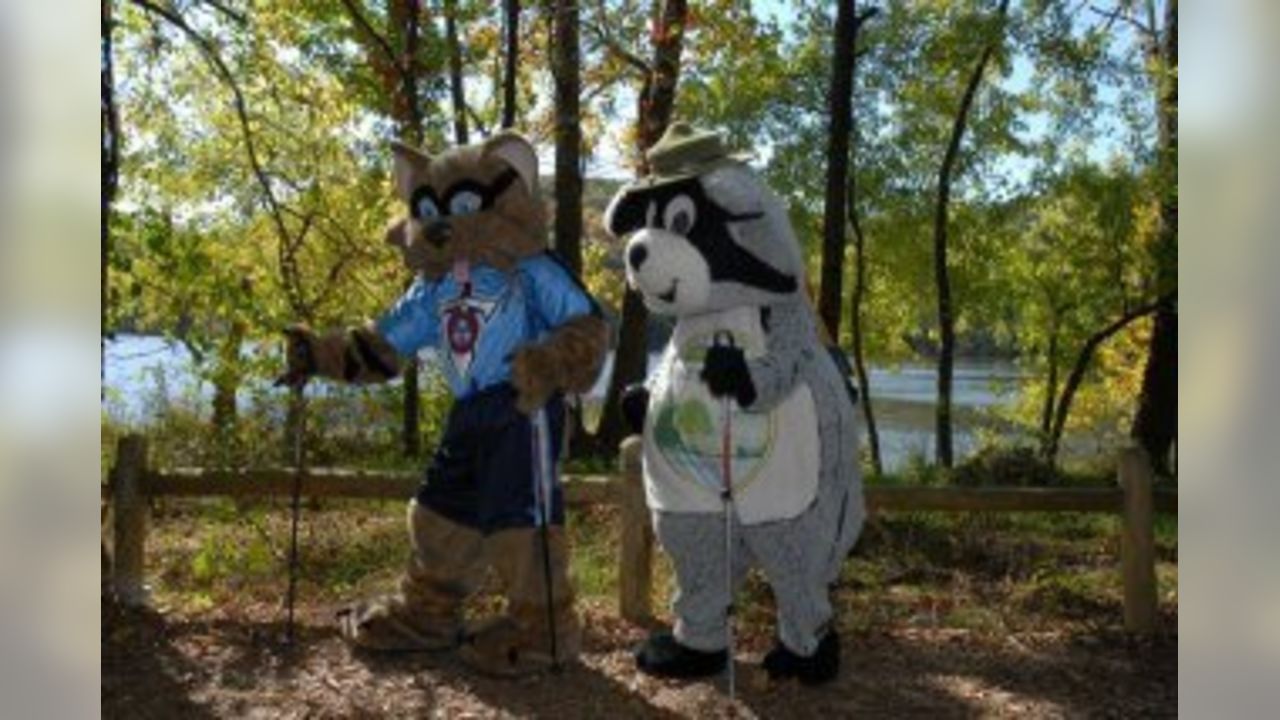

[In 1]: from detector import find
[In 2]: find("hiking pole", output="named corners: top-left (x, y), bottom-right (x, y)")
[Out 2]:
top-left (712, 331), bottom-right (737, 703)
top-left (531, 405), bottom-right (561, 671)
top-left (285, 380), bottom-right (307, 646)
top-left (276, 330), bottom-right (312, 648)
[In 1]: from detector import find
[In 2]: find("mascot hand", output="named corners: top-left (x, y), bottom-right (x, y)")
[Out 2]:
top-left (511, 344), bottom-right (558, 415)
top-left (700, 344), bottom-right (757, 408)
top-left (622, 384), bottom-right (650, 434)
top-left (277, 325), bottom-right (317, 388)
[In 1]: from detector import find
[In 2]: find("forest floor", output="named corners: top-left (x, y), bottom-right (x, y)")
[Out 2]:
top-left (102, 502), bottom-right (1178, 718)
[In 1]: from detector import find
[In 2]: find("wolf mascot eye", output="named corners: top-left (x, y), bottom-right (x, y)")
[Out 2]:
top-left (606, 122), bottom-right (865, 686)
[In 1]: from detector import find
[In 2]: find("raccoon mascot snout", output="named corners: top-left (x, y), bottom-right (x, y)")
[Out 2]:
top-left (606, 123), bottom-right (864, 685)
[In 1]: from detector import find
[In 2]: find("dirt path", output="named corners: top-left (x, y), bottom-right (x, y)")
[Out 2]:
top-left (103, 598), bottom-right (1175, 718)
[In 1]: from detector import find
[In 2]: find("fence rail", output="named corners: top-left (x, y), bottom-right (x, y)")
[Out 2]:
top-left (105, 434), bottom-right (1175, 633)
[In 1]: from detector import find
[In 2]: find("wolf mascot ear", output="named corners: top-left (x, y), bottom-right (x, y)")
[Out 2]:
top-left (482, 131), bottom-right (540, 197)
top-left (390, 141), bottom-right (431, 202)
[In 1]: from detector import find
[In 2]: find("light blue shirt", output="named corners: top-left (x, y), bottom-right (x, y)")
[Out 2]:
top-left (376, 253), bottom-right (596, 399)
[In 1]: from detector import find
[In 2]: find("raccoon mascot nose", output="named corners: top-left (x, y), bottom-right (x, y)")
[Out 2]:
top-left (627, 242), bottom-right (649, 270)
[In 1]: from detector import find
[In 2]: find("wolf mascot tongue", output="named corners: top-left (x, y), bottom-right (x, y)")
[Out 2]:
top-left (281, 132), bottom-right (608, 676)
top-left (606, 123), bottom-right (865, 685)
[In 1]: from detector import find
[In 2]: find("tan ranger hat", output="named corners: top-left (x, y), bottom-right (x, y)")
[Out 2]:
top-left (628, 122), bottom-right (752, 189)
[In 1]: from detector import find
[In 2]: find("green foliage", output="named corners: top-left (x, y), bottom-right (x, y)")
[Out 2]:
top-left (107, 1), bottom-right (1169, 471)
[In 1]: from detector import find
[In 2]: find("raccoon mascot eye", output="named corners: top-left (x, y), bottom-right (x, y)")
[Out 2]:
top-left (663, 195), bottom-right (697, 235)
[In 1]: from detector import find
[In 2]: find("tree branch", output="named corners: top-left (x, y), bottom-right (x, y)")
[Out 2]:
top-left (130, 0), bottom-right (310, 319)
top-left (198, 0), bottom-right (248, 26)
top-left (338, 0), bottom-right (405, 84)
top-left (1046, 291), bottom-right (1174, 460)
top-left (583, 1), bottom-right (651, 76)
top-left (854, 6), bottom-right (880, 29)
top-left (1089, 3), bottom-right (1155, 39)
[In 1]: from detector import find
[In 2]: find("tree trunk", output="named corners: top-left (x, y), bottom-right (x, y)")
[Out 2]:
top-left (550, 0), bottom-right (582, 276)
top-left (842, 2), bottom-right (881, 475)
top-left (387, 0), bottom-right (426, 457)
top-left (817, 0), bottom-right (858, 340)
top-left (1130, 0), bottom-right (1177, 476)
top-left (102, 0), bottom-right (119, 400)
top-left (932, 0), bottom-right (1010, 468)
top-left (1039, 314), bottom-right (1060, 454)
top-left (1047, 296), bottom-right (1168, 465)
top-left (212, 321), bottom-right (245, 432)
top-left (501, 0), bottom-right (520, 129)
top-left (592, 0), bottom-right (689, 451)
top-left (550, 0), bottom-right (587, 453)
top-left (444, 0), bottom-right (469, 144)
top-left (848, 193), bottom-right (882, 475)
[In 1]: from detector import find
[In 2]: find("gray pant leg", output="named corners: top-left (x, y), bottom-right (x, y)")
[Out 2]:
top-left (743, 370), bottom-right (866, 657)
top-left (653, 510), bottom-right (751, 653)
top-left (742, 514), bottom-right (834, 657)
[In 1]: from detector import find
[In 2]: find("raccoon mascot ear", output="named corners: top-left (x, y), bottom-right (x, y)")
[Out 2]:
top-left (390, 141), bottom-right (431, 202)
top-left (482, 131), bottom-right (540, 198)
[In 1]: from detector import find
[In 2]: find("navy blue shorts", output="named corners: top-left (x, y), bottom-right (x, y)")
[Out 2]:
top-left (416, 383), bottom-right (566, 534)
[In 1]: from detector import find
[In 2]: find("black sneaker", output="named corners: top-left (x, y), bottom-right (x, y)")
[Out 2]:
top-left (633, 630), bottom-right (728, 679)
top-left (761, 630), bottom-right (840, 685)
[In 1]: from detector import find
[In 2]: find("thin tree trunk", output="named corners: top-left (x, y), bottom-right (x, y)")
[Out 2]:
top-left (102, 0), bottom-right (120, 402)
top-left (444, 0), bottom-right (469, 144)
top-left (1039, 314), bottom-right (1060, 451)
top-left (385, 0), bottom-right (426, 457)
top-left (1048, 295), bottom-right (1169, 465)
top-left (550, 0), bottom-right (588, 453)
top-left (842, 2), bottom-right (881, 475)
top-left (550, 0), bottom-right (582, 276)
top-left (848, 191), bottom-right (882, 475)
top-left (501, 0), bottom-right (520, 129)
top-left (592, 0), bottom-right (688, 451)
top-left (1130, 0), bottom-right (1177, 476)
top-left (932, 0), bottom-right (1010, 468)
top-left (817, 0), bottom-right (859, 339)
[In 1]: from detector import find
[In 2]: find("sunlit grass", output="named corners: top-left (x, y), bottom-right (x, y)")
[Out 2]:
top-left (138, 496), bottom-right (1177, 639)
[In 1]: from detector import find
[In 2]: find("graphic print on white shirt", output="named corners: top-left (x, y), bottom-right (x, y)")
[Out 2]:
top-left (643, 305), bottom-right (821, 525)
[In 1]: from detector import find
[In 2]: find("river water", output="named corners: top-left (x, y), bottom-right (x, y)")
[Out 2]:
top-left (104, 335), bottom-right (1024, 472)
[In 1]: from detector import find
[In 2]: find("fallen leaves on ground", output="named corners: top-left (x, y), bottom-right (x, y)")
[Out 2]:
top-left (102, 596), bottom-right (1175, 719)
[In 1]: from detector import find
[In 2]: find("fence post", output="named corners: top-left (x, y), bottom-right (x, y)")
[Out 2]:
top-left (111, 435), bottom-right (150, 607)
top-left (617, 435), bottom-right (653, 624)
top-left (1118, 445), bottom-right (1157, 633)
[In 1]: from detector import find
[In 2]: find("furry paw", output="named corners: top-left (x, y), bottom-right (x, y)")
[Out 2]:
top-left (622, 384), bottom-right (650, 434)
top-left (335, 595), bottom-right (461, 653)
top-left (633, 631), bottom-right (727, 679)
top-left (700, 343), bottom-right (757, 407)
top-left (511, 344), bottom-right (558, 414)
top-left (761, 630), bottom-right (840, 686)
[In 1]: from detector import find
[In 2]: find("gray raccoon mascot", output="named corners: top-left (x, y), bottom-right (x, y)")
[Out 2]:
top-left (605, 123), bottom-right (864, 685)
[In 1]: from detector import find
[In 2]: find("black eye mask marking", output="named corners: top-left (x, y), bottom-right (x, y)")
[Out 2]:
top-left (410, 167), bottom-right (521, 220)
top-left (608, 177), bottom-right (797, 295)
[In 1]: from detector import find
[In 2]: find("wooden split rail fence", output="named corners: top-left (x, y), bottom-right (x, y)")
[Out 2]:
top-left (106, 434), bottom-right (1176, 633)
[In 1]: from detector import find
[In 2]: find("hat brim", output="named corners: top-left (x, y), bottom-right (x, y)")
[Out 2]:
top-left (623, 153), bottom-right (754, 192)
